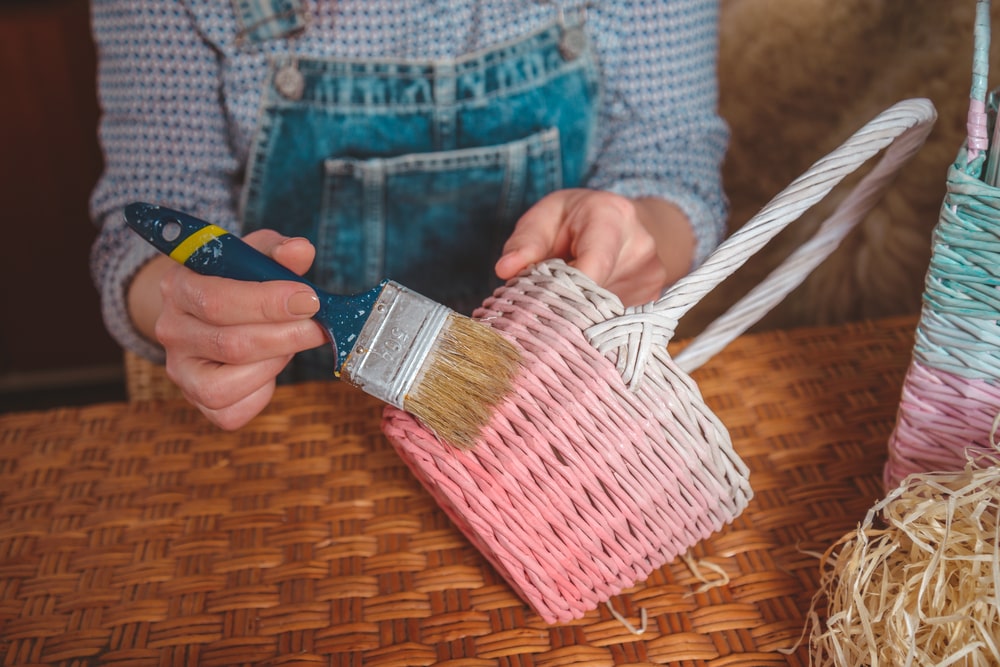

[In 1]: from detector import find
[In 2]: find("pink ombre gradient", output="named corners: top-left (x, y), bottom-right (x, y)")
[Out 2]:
top-left (886, 358), bottom-right (1000, 489)
top-left (382, 263), bottom-right (751, 624)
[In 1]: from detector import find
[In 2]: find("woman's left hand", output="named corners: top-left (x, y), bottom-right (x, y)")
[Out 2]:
top-left (494, 188), bottom-right (695, 306)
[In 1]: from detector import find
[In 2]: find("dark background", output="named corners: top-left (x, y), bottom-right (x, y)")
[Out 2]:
top-left (0, 0), bottom-right (124, 410)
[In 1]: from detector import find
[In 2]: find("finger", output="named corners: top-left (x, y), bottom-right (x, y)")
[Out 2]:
top-left (156, 312), bottom-right (326, 366)
top-left (162, 265), bottom-right (320, 327)
top-left (161, 230), bottom-right (320, 326)
top-left (180, 367), bottom-right (282, 431)
top-left (562, 193), bottom-right (640, 285)
top-left (604, 271), bottom-right (666, 307)
top-left (197, 381), bottom-right (278, 431)
top-left (170, 350), bottom-right (290, 411)
top-left (496, 196), bottom-right (573, 279)
top-left (566, 213), bottom-right (623, 287)
top-left (566, 195), bottom-right (660, 287)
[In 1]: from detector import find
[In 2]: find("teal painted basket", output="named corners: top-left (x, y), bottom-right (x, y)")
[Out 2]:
top-left (885, 0), bottom-right (1000, 488)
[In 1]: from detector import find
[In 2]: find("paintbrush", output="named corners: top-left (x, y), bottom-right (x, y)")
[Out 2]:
top-left (123, 202), bottom-right (519, 447)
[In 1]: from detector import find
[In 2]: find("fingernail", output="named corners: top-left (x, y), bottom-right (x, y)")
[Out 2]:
top-left (287, 291), bottom-right (319, 316)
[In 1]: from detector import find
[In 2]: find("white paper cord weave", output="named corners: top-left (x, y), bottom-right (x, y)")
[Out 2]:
top-left (383, 98), bottom-right (937, 623)
top-left (589, 98), bottom-right (938, 377)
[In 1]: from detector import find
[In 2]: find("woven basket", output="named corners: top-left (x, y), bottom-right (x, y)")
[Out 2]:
top-left (123, 350), bottom-right (184, 401)
top-left (0, 318), bottom-right (919, 666)
top-left (383, 98), bottom-right (937, 623)
top-left (885, 0), bottom-right (1000, 489)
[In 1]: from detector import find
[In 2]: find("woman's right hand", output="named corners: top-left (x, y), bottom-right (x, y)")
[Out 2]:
top-left (128, 230), bottom-right (326, 430)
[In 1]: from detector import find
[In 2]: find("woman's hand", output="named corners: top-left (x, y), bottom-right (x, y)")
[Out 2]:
top-left (495, 188), bottom-right (695, 306)
top-left (128, 230), bottom-right (326, 430)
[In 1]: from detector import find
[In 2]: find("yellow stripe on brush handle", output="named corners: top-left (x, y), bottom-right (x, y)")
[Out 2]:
top-left (168, 224), bottom-right (231, 264)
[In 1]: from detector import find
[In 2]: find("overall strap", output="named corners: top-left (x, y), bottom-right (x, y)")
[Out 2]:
top-left (232, 0), bottom-right (309, 44)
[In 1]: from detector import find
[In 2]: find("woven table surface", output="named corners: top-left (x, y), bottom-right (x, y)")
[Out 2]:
top-left (0, 316), bottom-right (917, 667)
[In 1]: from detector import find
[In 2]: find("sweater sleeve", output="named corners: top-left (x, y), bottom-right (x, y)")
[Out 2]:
top-left (88, 0), bottom-right (240, 361)
top-left (585, 0), bottom-right (729, 267)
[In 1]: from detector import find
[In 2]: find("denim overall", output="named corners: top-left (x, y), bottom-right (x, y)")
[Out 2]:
top-left (237, 2), bottom-right (600, 380)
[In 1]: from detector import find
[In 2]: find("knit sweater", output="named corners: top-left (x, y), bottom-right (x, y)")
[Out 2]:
top-left (89, 0), bottom-right (729, 361)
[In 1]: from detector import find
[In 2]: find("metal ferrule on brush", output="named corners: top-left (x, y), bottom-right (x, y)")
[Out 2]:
top-left (340, 282), bottom-right (449, 410)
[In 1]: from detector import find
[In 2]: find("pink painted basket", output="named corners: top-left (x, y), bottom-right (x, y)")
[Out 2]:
top-left (886, 0), bottom-right (1000, 489)
top-left (384, 99), bottom-right (937, 623)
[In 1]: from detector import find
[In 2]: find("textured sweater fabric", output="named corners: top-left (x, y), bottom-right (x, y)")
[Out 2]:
top-left (89, 0), bottom-right (729, 361)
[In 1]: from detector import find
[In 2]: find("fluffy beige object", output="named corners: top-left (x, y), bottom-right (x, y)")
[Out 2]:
top-left (680, 0), bottom-right (1000, 337)
top-left (808, 459), bottom-right (1000, 666)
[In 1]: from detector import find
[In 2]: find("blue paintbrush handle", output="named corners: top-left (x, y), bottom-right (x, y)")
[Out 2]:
top-left (122, 202), bottom-right (383, 371)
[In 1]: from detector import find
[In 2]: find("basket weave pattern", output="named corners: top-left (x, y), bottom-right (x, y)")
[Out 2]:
top-left (885, 156), bottom-right (1000, 485)
top-left (885, 0), bottom-right (1000, 487)
top-left (384, 99), bottom-right (936, 623)
top-left (384, 260), bottom-right (751, 624)
top-left (123, 349), bottom-right (184, 401)
top-left (0, 317), bottom-right (916, 666)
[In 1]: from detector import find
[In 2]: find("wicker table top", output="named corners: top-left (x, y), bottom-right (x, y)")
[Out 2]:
top-left (0, 316), bottom-right (918, 667)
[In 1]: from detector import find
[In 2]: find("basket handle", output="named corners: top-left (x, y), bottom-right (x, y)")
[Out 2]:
top-left (965, 0), bottom-right (990, 171)
top-left (586, 97), bottom-right (938, 384)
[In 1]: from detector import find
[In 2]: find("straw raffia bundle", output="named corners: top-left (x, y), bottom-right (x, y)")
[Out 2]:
top-left (810, 456), bottom-right (1000, 666)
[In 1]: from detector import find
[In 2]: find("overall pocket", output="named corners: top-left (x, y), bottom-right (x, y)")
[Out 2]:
top-left (317, 126), bottom-right (563, 314)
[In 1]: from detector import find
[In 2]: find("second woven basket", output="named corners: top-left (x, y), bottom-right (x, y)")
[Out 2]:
top-left (384, 98), bottom-right (937, 623)
top-left (886, 0), bottom-right (1000, 489)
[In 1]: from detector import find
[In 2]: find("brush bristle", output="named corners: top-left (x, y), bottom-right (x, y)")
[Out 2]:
top-left (403, 315), bottom-right (520, 448)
